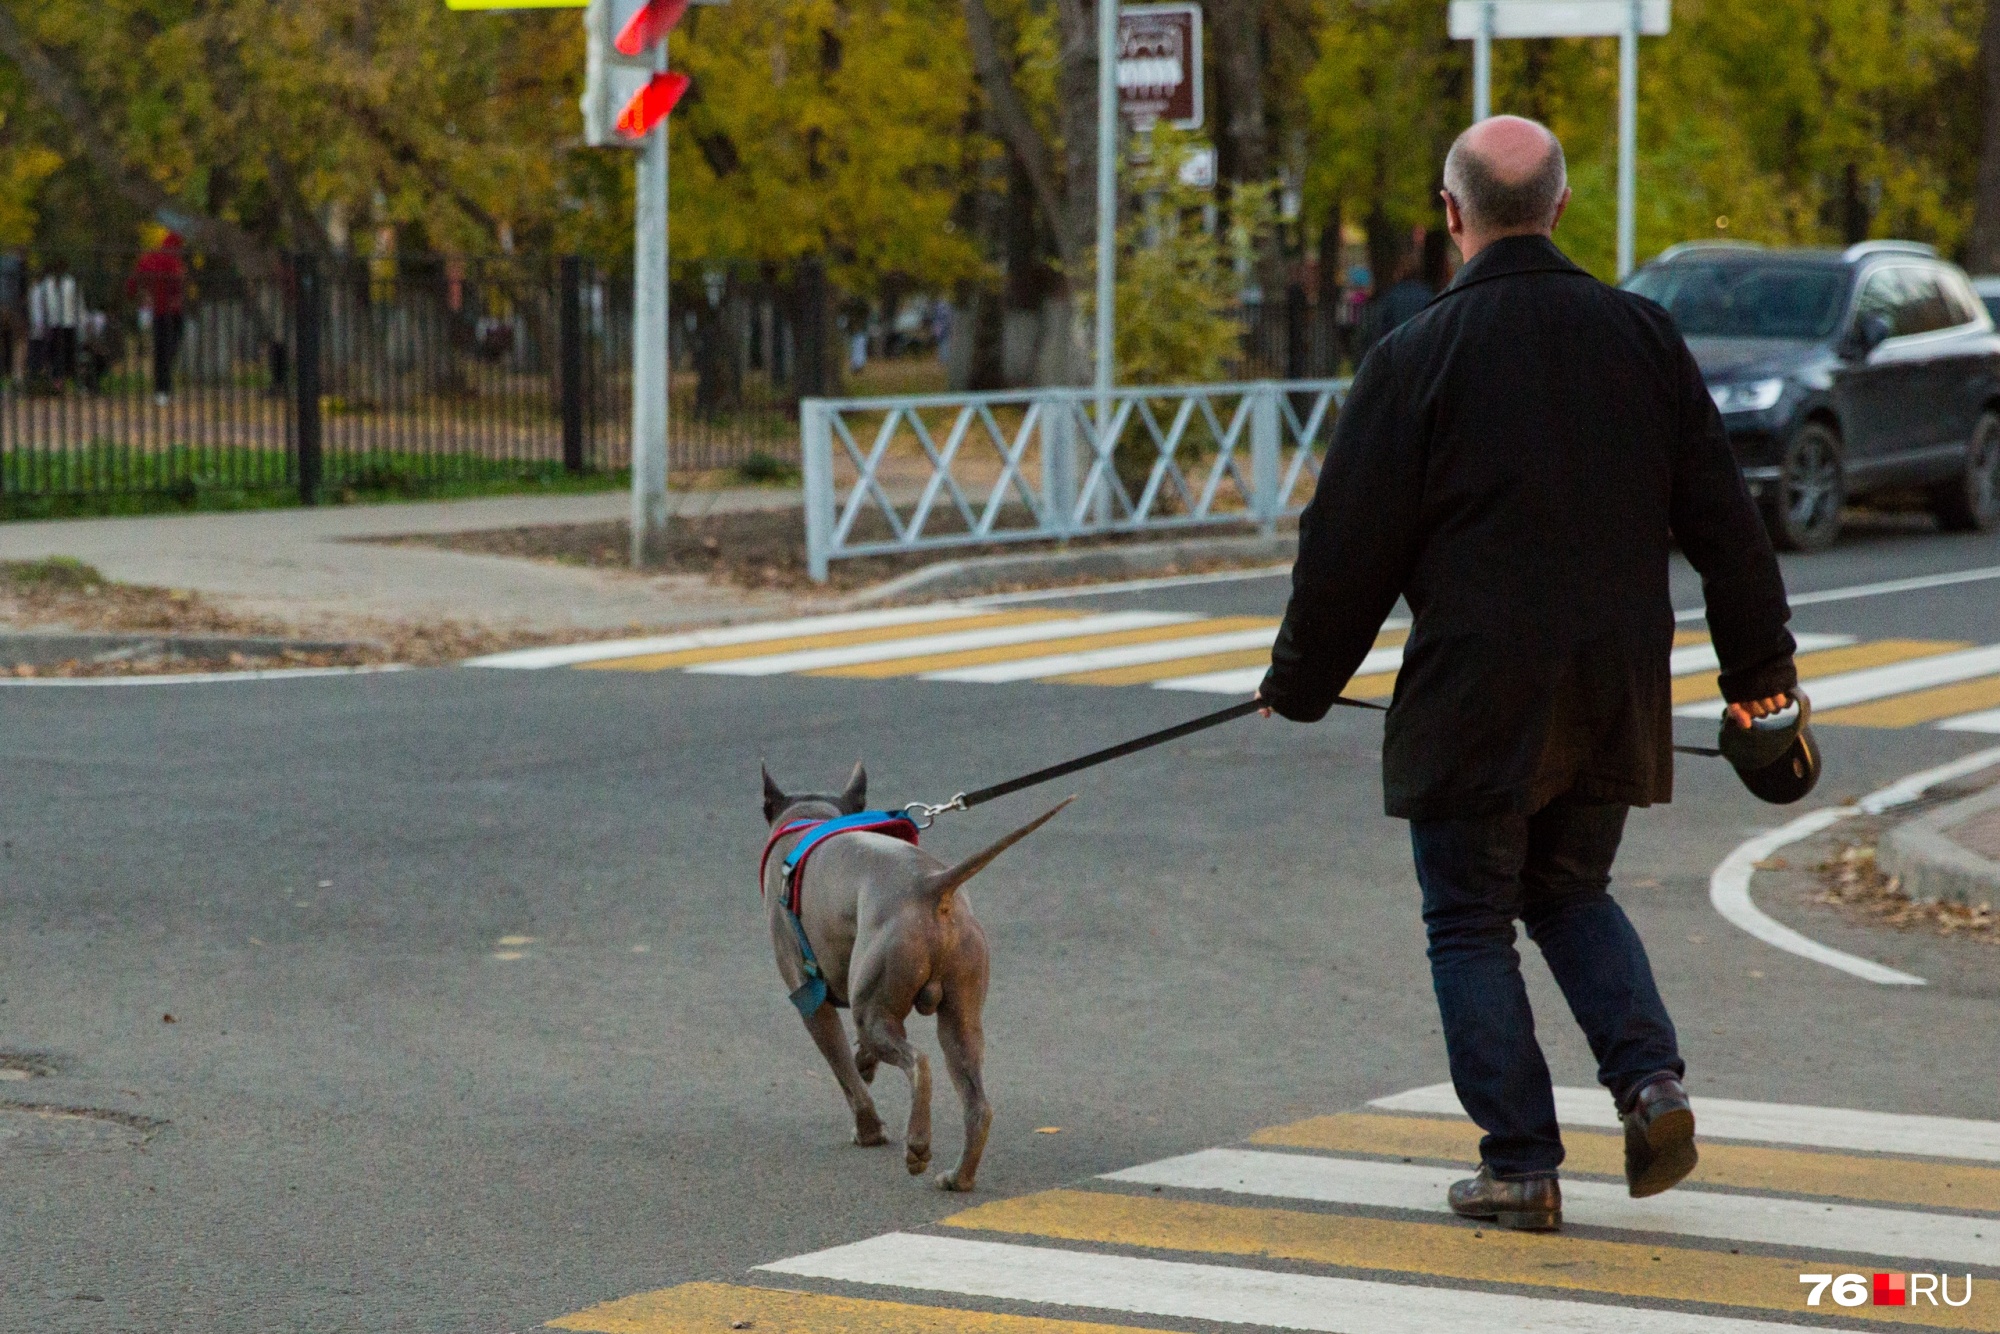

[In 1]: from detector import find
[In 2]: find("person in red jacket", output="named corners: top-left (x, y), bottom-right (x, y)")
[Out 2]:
top-left (130, 233), bottom-right (188, 404)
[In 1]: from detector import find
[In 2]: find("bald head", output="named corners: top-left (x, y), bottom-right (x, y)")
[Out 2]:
top-left (1442, 116), bottom-right (1568, 245)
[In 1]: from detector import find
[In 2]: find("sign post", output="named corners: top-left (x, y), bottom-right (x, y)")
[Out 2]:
top-left (1447, 0), bottom-right (1669, 279)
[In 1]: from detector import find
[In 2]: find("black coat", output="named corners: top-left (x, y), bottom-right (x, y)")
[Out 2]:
top-left (1259, 235), bottom-right (1797, 820)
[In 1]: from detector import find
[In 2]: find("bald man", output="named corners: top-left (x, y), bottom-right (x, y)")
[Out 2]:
top-left (1258, 117), bottom-right (1798, 1230)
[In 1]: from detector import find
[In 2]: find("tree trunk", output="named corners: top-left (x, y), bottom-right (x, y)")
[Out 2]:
top-left (1972, 0), bottom-right (2000, 272)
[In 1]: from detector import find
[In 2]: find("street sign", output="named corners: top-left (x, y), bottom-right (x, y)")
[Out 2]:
top-left (1448, 1), bottom-right (1669, 39)
top-left (1118, 3), bottom-right (1203, 132)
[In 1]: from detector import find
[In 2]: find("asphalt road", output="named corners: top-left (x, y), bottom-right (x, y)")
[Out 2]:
top-left (5, 515), bottom-right (2000, 1333)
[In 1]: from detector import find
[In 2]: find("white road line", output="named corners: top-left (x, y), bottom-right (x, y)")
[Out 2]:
top-left (1941, 706), bottom-right (2000, 733)
top-left (1152, 645), bottom-right (1402, 696)
top-left (464, 606), bottom-right (993, 669)
top-left (1154, 665), bottom-right (1275, 695)
top-left (1666, 632), bottom-right (1852, 676)
top-left (1676, 643), bottom-right (2000, 718)
top-left (923, 628), bottom-right (1278, 683)
top-left (1105, 1148), bottom-right (2000, 1266)
top-left (1371, 1083), bottom-right (2000, 1160)
top-left (964, 564), bottom-right (1298, 604)
top-left (687, 612), bottom-right (1195, 676)
top-left (1695, 743), bottom-right (2000, 984)
top-left (0, 665), bottom-right (410, 688)
top-left (759, 1232), bottom-right (1803, 1334)
top-left (1708, 810), bottom-right (1922, 985)
top-left (1674, 562), bottom-right (2000, 622)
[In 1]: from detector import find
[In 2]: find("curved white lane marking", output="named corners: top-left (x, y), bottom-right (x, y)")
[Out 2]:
top-left (0, 665), bottom-right (409, 688)
top-left (1708, 743), bottom-right (2000, 984)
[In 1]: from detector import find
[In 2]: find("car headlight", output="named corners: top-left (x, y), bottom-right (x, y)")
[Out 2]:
top-left (1709, 378), bottom-right (1786, 414)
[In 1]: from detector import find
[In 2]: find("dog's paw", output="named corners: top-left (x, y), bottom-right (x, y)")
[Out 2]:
top-left (905, 1144), bottom-right (932, 1175)
top-left (853, 1123), bottom-right (888, 1147)
top-left (935, 1170), bottom-right (974, 1193)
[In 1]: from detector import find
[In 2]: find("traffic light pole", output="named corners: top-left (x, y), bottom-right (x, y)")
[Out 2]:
top-left (630, 35), bottom-right (670, 567)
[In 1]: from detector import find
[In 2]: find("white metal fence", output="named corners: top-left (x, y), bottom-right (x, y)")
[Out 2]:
top-left (799, 379), bottom-right (1346, 581)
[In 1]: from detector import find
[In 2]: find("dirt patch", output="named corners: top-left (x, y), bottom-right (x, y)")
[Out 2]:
top-left (376, 509), bottom-right (1292, 594)
top-left (0, 558), bottom-right (552, 672)
top-left (1812, 841), bottom-right (1999, 943)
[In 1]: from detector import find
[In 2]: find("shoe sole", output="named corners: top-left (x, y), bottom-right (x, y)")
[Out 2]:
top-left (1495, 1208), bottom-right (1562, 1231)
top-left (1629, 1105), bottom-right (1698, 1198)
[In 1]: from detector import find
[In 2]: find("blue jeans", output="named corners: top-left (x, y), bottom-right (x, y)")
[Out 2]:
top-left (1410, 801), bottom-right (1683, 1179)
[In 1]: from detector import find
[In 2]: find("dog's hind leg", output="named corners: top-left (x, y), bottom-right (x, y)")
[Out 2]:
top-left (801, 1003), bottom-right (886, 1147)
top-left (855, 1008), bottom-right (931, 1175)
top-left (933, 992), bottom-right (993, 1192)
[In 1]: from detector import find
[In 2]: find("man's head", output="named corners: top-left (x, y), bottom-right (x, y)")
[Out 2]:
top-left (1440, 115), bottom-right (1570, 260)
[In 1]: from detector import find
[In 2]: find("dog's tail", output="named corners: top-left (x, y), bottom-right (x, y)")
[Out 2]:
top-left (921, 795), bottom-right (1076, 906)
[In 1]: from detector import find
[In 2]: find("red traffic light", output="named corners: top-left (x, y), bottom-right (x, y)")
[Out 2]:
top-left (615, 0), bottom-right (689, 56)
top-left (615, 69), bottom-right (690, 139)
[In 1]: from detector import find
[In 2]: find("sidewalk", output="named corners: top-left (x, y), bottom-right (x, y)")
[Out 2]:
top-left (0, 487), bottom-right (813, 636)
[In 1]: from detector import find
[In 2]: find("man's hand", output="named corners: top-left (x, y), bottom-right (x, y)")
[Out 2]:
top-left (1727, 693), bottom-right (1793, 731)
top-left (1255, 689), bottom-right (1272, 719)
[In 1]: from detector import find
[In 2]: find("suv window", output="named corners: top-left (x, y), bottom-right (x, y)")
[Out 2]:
top-left (1624, 261), bottom-right (1848, 338)
top-left (1898, 270), bottom-right (1955, 335)
top-left (1939, 271), bottom-right (1985, 327)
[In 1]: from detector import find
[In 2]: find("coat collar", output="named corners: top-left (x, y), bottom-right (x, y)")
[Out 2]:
top-left (1443, 234), bottom-right (1590, 298)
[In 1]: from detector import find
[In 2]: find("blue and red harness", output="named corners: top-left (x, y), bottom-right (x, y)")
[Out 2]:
top-left (759, 811), bottom-right (920, 1017)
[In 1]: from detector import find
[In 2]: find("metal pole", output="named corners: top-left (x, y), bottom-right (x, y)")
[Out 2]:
top-left (1094, 0), bottom-right (1117, 409)
top-left (1616, 0), bottom-right (1639, 279)
top-left (1473, 1), bottom-right (1493, 122)
top-left (631, 37), bottom-right (671, 567)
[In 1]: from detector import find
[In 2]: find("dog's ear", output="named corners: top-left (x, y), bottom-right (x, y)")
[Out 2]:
top-left (838, 761), bottom-right (867, 814)
top-left (761, 762), bottom-right (788, 823)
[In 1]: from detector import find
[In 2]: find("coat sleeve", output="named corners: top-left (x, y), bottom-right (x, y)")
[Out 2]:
top-left (1259, 340), bottom-right (1425, 721)
top-left (1663, 328), bottom-right (1797, 704)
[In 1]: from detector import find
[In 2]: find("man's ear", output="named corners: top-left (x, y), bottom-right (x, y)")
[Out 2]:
top-left (838, 762), bottom-right (868, 815)
top-left (761, 763), bottom-right (788, 823)
top-left (1549, 186), bottom-right (1572, 233)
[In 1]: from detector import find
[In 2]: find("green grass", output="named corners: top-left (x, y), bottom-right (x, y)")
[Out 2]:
top-left (0, 445), bottom-right (629, 520)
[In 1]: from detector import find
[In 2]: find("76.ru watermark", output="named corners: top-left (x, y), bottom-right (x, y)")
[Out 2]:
top-left (1801, 1273), bottom-right (1973, 1308)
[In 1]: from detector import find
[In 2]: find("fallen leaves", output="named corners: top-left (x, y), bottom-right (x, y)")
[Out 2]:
top-left (1813, 843), bottom-right (1998, 943)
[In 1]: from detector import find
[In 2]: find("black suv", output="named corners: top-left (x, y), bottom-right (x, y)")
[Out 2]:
top-left (1622, 241), bottom-right (2000, 550)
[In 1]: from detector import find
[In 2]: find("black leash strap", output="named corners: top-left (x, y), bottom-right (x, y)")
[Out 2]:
top-left (904, 694), bottom-right (1384, 826)
top-left (904, 691), bottom-right (1731, 826)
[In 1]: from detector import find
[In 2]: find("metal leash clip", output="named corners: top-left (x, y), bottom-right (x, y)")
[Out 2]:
top-left (901, 793), bottom-right (968, 830)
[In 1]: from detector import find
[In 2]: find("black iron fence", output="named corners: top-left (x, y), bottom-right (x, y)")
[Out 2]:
top-left (0, 250), bottom-right (804, 508)
top-left (0, 249), bottom-right (1358, 510)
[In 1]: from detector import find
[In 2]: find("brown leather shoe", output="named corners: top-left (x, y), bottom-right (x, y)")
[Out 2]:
top-left (1446, 1164), bottom-right (1562, 1231)
top-left (1623, 1076), bottom-right (1698, 1198)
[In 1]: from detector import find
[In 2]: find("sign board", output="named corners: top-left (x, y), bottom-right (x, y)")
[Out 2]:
top-left (1118, 3), bottom-right (1203, 132)
top-left (1177, 145), bottom-right (1216, 189)
top-left (1448, 0), bottom-right (1669, 39)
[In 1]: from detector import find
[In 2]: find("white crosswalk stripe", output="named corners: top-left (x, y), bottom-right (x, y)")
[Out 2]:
top-left (923, 627), bottom-right (1279, 683)
top-left (1105, 1147), bottom-right (2000, 1266)
top-left (687, 612), bottom-right (1196, 676)
top-left (559, 1083), bottom-right (2000, 1333)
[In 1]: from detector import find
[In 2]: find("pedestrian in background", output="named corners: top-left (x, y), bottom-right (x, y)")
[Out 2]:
top-left (29, 259), bottom-right (80, 390)
top-left (132, 232), bottom-right (189, 405)
top-left (1258, 116), bottom-right (1799, 1231)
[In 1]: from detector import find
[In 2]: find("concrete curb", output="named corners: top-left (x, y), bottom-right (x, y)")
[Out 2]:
top-left (0, 631), bottom-right (374, 668)
top-left (838, 533), bottom-right (1297, 607)
top-left (1879, 782), bottom-right (2000, 906)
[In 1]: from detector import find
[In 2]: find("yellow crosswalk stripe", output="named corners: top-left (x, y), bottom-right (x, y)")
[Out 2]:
top-left (547, 1280), bottom-right (1180, 1334)
top-left (811, 617), bottom-right (1279, 679)
top-left (574, 610), bottom-right (1080, 672)
top-left (942, 1188), bottom-right (1999, 1330)
top-left (1050, 626), bottom-right (1405, 687)
top-left (1252, 1112), bottom-right (2000, 1213)
top-left (1818, 673), bottom-right (2000, 728)
top-left (1672, 638), bottom-right (1970, 705)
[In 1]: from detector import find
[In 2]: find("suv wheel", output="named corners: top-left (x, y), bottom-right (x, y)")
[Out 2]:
top-left (1767, 421), bottom-right (1845, 552)
top-left (1930, 410), bottom-right (2000, 533)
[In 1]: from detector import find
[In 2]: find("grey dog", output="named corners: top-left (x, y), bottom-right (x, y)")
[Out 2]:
top-left (761, 763), bottom-right (1071, 1191)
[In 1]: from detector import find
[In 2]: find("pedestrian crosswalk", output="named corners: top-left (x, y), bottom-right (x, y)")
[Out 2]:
top-left (474, 606), bottom-right (2000, 735)
top-left (549, 1083), bottom-right (2000, 1332)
